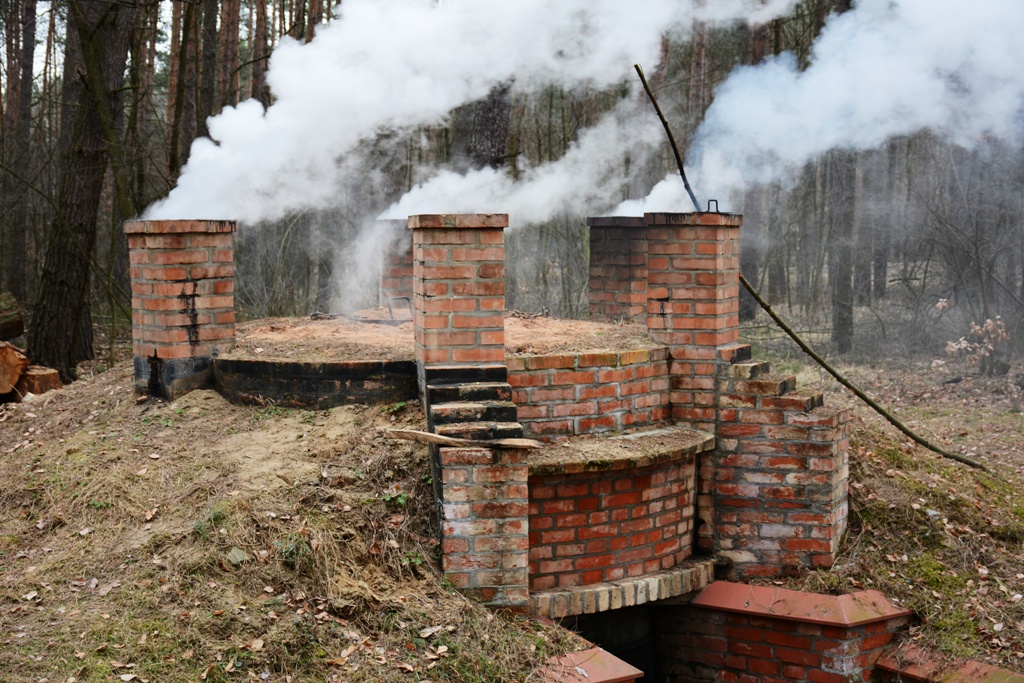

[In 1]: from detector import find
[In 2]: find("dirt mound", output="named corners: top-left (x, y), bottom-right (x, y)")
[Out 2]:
top-left (0, 364), bottom-right (579, 682)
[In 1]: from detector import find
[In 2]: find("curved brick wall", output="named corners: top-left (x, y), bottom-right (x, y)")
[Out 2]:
top-left (528, 454), bottom-right (696, 591)
top-left (508, 349), bottom-right (670, 439)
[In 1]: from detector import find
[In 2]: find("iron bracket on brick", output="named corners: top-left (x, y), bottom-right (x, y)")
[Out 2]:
top-left (387, 296), bottom-right (413, 320)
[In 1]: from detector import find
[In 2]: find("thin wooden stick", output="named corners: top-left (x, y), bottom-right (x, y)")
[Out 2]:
top-left (634, 64), bottom-right (701, 212)
top-left (740, 274), bottom-right (988, 472)
top-left (387, 428), bottom-right (543, 450)
top-left (633, 65), bottom-right (988, 472)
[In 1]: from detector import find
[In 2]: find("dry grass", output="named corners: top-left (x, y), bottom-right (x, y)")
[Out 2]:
top-left (0, 364), bottom-right (580, 682)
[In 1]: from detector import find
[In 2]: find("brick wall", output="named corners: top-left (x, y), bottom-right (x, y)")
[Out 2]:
top-left (645, 211), bottom-right (742, 433)
top-left (378, 219), bottom-right (413, 307)
top-left (412, 214), bottom-right (528, 610)
top-left (124, 219), bottom-right (236, 399)
top-left (507, 349), bottom-right (670, 439)
top-left (528, 456), bottom-right (696, 591)
top-left (713, 360), bottom-right (850, 578)
top-left (656, 582), bottom-right (911, 683)
top-left (588, 216), bottom-right (648, 321)
top-left (410, 214), bottom-right (507, 369)
top-left (439, 445), bottom-right (529, 608)
top-left (582, 212), bottom-right (850, 577)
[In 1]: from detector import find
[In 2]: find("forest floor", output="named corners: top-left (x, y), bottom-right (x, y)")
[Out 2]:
top-left (2, 317), bottom-right (1024, 680)
top-left (0, 365), bottom-right (581, 683)
top-left (755, 334), bottom-right (1024, 674)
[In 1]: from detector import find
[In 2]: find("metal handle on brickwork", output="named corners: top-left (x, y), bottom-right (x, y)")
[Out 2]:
top-left (706, 199), bottom-right (719, 214)
top-left (388, 296), bottom-right (412, 320)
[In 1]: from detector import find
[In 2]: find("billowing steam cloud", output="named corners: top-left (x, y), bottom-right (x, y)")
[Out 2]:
top-left (145, 0), bottom-right (801, 222)
top-left (382, 103), bottom-right (668, 223)
top-left (624, 0), bottom-right (1024, 214)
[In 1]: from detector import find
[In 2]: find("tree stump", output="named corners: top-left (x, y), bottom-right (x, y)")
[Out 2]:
top-left (0, 341), bottom-right (30, 393)
top-left (15, 366), bottom-right (62, 397)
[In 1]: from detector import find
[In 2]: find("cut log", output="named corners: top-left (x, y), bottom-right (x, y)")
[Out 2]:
top-left (15, 366), bottom-right (62, 397)
top-left (386, 428), bottom-right (543, 450)
top-left (0, 341), bottom-right (30, 393)
top-left (0, 291), bottom-right (25, 340)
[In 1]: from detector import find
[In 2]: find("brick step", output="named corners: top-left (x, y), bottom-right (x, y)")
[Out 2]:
top-left (422, 364), bottom-right (507, 384)
top-left (718, 343), bottom-right (753, 364)
top-left (429, 400), bottom-right (519, 424)
top-left (759, 390), bottom-right (825, 412)
top-left (727, 360), bottom-right (771, 380)
top-left (426, 381), bottom-right (512, 404)
top-left (725, 374), bottom-right (797, 398)
top-left (434, 421), bottom-right (524, 440)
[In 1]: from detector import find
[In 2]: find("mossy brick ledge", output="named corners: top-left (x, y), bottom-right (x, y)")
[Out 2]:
top-left (876, 643), bottom-right (1024, 683)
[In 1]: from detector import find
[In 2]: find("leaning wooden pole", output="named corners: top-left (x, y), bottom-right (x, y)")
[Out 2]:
top-left (634, 64), bottom-right (988, 473)
top-left (740, 275), bottom-right (987, 472)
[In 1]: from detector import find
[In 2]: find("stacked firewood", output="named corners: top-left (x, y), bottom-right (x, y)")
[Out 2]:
top-left (0, 291), bottom-right (61, 402)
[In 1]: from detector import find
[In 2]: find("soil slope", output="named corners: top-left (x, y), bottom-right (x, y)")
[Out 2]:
top-left (0, 364), bottom-right (577, 683)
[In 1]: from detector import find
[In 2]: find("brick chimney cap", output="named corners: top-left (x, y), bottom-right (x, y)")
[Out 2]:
top-left (124, 219), bottom-right (237, 235)
top-left (585, 216), bottom-right (645, 228)
top-left (408, 214), bottom-right (509, 229)
top-left (644, 212), bottom-right (742, 227)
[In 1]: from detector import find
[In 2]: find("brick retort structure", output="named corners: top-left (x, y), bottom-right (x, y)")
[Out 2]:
top-left (124, 219), bottom-right (236, 400)
top-left (657, 581), bottom-right (912, 683)
top-left (587, 212), bottom-right (851, 580)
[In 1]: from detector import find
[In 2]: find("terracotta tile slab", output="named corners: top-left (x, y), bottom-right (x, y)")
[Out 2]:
top-left (691, 581), bottom-right (911, 627)
top-left (877, 644), bottom-right (1024, 682)
top-left (538, 646), bottom-right (643, 683)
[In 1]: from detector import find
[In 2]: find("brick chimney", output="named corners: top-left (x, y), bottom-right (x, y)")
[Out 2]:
top-left (124, 219), bottom-right (237, 399)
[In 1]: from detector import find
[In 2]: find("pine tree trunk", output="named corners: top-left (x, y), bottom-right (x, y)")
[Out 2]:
top-left (739, 186), bottom-right (763, 321)
top-left (830, 150), bottom-right (856, 354)
top-left (218, 0), bottom-right (241, 107)
top-left (252, 0), bottom-right (270, 106)
top-left (766, 181), bottom-right (789, 304)
top-left (1, 0), bottom-right (36, 305)
top-left (27, 0), bottom-right (137, 382)
top-left (167, 1), bottom-right (182, 131)
top-left (852, 153), bottom-right (872, 305)
top-left (181, 7), bottom-right (198, 166)
top-left (306, 0), bottom-right (321, 41)
top-left (168, 1), bottom-right (192, 180)
top-left (198, 0), bottom-right (218, 139)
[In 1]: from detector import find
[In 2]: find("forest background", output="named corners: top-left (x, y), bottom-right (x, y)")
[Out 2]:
top-left (0, 0), bottom-right (1022, 382)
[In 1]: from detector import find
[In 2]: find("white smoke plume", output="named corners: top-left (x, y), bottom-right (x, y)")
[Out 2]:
top-left (145, 0), bottom-right (801, 223)
top-left (627, 0), bottom-right (1024, 214)
top-left (382, 103), bottom-right (668, 223)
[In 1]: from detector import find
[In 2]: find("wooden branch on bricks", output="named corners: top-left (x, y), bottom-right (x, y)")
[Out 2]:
top-left (387, 428), bottom-right (542, 450)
